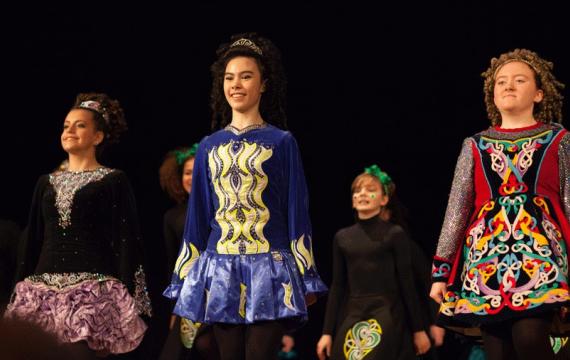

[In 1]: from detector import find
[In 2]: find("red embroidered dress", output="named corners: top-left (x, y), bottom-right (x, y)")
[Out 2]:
top-left (432, 123), bottom-right (570, 327)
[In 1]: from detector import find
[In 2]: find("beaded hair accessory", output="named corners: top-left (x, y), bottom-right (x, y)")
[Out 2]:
top-left (230, 38), bottom-right (263, 56)
top-left (364, 164), bottom-right (393, 195)
top-left (78, 100), bottom-right (109, 122)
top-left (174, 143), bottom-right (199, 165)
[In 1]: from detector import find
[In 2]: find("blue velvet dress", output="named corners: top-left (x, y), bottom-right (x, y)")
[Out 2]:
top-left (164, 124), bottom-right (327, 326)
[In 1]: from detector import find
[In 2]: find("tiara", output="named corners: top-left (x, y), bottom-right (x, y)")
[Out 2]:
top-left (78, 100), bottom-right (109, 122)
top-left (230, 38), bottom-right (263, 56)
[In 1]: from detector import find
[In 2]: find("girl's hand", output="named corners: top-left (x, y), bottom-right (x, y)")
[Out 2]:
top-left (169, 315), bottom-right (177, 330)
top-left (413, 331), bottom-right (431, 355)
top-left (305, 293), bottom-right (317, 306)
top-left (316, 334), bottom-right (332, 360)
top-left (430, 282), bottom-right (447, 304)
top-left (429, 325), bottom-right (445, 347)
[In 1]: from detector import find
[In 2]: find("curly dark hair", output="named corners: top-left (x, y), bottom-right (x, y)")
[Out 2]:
top-left (481, 49), bottom-right (565, 125)
top-left (209, 32), bottom-right (288, 130)
top-left (159, 147), bottom-right (193, 204)
top-left (71, 92), bottom-right (128, 156)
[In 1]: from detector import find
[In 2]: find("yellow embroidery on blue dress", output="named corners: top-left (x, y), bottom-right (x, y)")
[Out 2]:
top-left (291, 234), bottom-right (315, 275)
top-left (174, 242), bottom-right (200, 279)
top-left (208, 140), bottom-right (273, 254)
top-left (282, 282), bottom-right (295, 311)
top-left (239, 283), bottom-right (247, 318)
top-left (343, 319), bottom-right (383, 360)
top-left (180, 318), bottom-right (201, 349)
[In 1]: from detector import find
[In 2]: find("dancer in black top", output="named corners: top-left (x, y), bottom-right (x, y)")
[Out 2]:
top-left (5, 93), bottom-right (151, 357)
top-left (317, 165), bottom-right (431, 359)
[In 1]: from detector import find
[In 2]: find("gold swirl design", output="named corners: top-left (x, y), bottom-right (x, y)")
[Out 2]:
top-left (174, 242), bottom-right (200, 279)
top-left (282, 282), bottom-right (295, 311)
top-left (239, 283), bottom-right (247, 318)
top-left (180, 318), bottom-right (201, 349)
top-left (343, 319), bottom-right (382, 360)
top-left (208, 140), bottom-right (273, 254)
top-left (291, 234), bottom-right (315, 275)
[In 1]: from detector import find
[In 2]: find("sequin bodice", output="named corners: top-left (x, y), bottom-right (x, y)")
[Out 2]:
top-left (17, 169), bottom-right (143, 283)
top-left (15, 168), bottom-right (152, 317)
top-left (49, 168), bottom-right (113, 228)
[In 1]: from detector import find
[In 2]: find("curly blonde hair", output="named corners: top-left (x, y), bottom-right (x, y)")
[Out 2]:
top-left (481, 49), bottom-right (565, 125)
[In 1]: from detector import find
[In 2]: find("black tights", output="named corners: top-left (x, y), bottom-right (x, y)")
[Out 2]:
top-left (212, 321), bottom-right (284, 360)
top-left (481, 315), bottom-right (554, 360)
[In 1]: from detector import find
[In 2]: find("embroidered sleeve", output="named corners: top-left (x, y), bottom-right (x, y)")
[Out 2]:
top-left (559, 132), bottom-right (570, 222)
top-left (134, 265), bottom-right (152, 317)
top-left (283, 133), bottom-right (327, 295)
top-left (433, 138), bottom-right (474, 282)
top-left (110, 171), bottom-right (152, 316)
top-left (164, 140), bottom-right (212, 299)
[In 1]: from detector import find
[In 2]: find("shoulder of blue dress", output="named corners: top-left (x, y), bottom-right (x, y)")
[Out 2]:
top-left (274, 128), bottom-right (297, 145)
top-left (197, 133), bottom-right (212, 146)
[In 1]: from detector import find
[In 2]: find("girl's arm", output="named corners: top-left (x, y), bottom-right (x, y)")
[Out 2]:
top-left (432, 138), bottom-right (475, 283)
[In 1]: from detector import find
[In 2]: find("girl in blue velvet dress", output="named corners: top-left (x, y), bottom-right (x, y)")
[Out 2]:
top-left (164, 33), bottom-right (327, 360)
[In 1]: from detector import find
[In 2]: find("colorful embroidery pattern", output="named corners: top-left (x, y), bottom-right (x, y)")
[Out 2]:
top-left (432, 258), bottom-right (451, 281)
top-left (343, 319), bottom-right (382, 360)
top-left (208, 140), bottom-right (273, 254)
top-left (180, 318), bottom-right (201, 349)
top-left (442, 130), bottom-right (570, 318)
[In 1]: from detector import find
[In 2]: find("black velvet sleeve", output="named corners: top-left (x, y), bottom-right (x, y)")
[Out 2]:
top-left (13, 175), bottom-right (48, 287)
top-left (410, 240), bottom-right (438, 329)
top-left (322, 232), bottom-right (347, 335)
top-left (0, 220), bottom-right (21, 300)
top-left (388, 226), bottom-right (423, 332)
top-left (109, 170), bottom-right (152, 317)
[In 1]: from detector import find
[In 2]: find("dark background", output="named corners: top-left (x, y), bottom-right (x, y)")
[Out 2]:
top-left (1, 2), bottom-right (568, 359)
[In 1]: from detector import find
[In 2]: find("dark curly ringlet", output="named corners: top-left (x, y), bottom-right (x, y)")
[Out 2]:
top-left (210, 32), bottom-right (288, 130)
top-left (482, 49), bottom-right (565, 126)
top-left (159, 147), bottom-right (193, 204)
top-left (71, 93), bottom-right (128, 156)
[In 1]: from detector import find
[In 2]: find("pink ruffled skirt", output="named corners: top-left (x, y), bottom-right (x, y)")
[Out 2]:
top-left (5, 276), bottom-right (147, 354)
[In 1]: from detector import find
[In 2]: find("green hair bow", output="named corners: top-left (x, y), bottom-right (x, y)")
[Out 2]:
top-left (174, 143), bottom-right (199, 165)
top-left (364, 164), bottom-right (392, 193)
